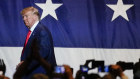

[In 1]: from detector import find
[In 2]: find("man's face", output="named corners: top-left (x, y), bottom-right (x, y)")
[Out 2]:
top-left (22, 11), bottom-right (36, 28)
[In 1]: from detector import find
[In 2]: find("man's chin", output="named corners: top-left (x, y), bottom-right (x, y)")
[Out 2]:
top-left (25, 25), bottom-right (30, 28)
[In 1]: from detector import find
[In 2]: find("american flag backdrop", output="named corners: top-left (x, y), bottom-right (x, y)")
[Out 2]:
top-left (0, 0), bottom-right (140, 78)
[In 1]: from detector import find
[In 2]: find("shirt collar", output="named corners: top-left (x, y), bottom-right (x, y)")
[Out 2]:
top-left (30, 21), bottom-right (39, 32)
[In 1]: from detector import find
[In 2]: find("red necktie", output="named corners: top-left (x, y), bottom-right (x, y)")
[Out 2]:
top-left (21, 30), bottom-right (31, 56)
top-left (24, 30), bottom-right (31, 46)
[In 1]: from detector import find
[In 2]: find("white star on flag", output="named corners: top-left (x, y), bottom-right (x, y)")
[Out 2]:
top-left (35, 0), bottom-right (62, 20)
top-left (106, 0), bottom-right (133, 21)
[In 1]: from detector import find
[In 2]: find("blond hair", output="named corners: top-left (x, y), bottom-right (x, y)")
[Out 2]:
top-left (21, 6), bottom-right (40, 19)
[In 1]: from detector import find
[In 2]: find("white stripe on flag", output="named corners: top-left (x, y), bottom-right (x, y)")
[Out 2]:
top-left (0, 47), bottom-right (140, 79)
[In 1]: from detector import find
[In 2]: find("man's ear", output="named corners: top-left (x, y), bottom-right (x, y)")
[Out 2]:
top-left (34, 15), bottom-right (39, 20)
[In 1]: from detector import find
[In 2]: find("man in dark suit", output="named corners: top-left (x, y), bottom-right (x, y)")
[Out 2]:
top-left (17, 6), bottom-right (57, 78)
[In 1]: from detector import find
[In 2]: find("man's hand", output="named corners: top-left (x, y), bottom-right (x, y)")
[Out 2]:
top-left (110, 65), bottom-right (123, 77)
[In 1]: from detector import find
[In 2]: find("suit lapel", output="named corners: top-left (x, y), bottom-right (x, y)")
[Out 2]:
top-left (25, 22), bottom-right (41, 49)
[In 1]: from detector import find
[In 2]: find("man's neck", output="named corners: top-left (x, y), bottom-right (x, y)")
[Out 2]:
top-left (30, 21), bottom-right (39, 32)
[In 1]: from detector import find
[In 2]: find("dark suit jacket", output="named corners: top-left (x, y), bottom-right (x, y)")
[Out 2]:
top-left (21, 22), bottom-right (57, 78)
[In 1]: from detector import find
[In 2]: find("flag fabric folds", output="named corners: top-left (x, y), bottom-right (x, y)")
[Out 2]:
top-left (0, 0), bottom-right (140, 78)
top-left (0, 0), bottom-right (140, 48)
